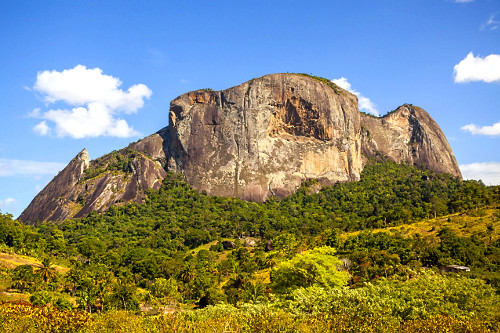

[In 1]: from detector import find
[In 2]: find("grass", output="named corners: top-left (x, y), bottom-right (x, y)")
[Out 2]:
top-left (342, 207), bottom-right (500, 242)
top-left (190, 240), bottom-right (219, 254)
top-left (190, 237), bottom-right (261, 263)
top-left (0, 252), bottom-right (69, 273)
top-left (190, 239), bottom-right (231, 263)
top-left (0, 251), bottom-right (71, 304)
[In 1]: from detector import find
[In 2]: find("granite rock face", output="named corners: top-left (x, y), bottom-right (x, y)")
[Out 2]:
top-left (360, 104), bottom-right (461, 177)
top-left (18, 74), bottom-right (461, 223)
top-left (18, 148), bottom-right (90, 223)
top-left (163, 74), bottom-right (362, 201)
top-left (18, 135), bottom-right (167, 225)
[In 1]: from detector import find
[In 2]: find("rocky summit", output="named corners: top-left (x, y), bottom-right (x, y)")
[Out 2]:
top-left (18, 73), bottom-right (461, 224)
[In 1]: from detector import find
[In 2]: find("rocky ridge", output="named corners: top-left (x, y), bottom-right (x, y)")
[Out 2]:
top-left (19, 136), bottom-right (167, 224)
top-left (360, 104), bottom-right (461, 177)
top-left (18, 73), bottom-right (462, 224)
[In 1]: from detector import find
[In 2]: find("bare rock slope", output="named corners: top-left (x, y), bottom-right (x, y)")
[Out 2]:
top-left (360, 104), bottom-right (461, 177)
top-left (19, 135), bottom-right (167, 224)
top-left (18, 73), bottom-right (461, 223)
top-left (163, 73), bottom-right (362, 201)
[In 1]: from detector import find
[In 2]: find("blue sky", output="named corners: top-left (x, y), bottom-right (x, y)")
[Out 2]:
top-left (1, 0), bottom-right (499, 218)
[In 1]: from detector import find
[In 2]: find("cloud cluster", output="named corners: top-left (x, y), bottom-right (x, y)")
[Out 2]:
top-left (0, 158), bottom-right (65, 177)
top-left (462, 121), bottom-right (500, 136)
top-left (0, 198), bottom-right (16, 212)
top-left (31, 65), bottom-right (152, 139)
top-left (331, 77), bottom-right (379, 116)
top-left (454, 52), bottom-right (500, 83)
top-left (460, 162), bottom-right (500, 185)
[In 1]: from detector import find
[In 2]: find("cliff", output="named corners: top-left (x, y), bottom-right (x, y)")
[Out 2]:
top-left (360, 104), bottom-right (461, 177)
top-left (18, 135), bottom-right (167, 225)
top-left (163, 73), bottom-right (362, 201)
top-left (18, 148), bottom-right (90, 223)
top-left (18, 73), bottom-right (462, 223)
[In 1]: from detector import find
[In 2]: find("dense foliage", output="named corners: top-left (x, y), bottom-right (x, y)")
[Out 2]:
top-left (270, 247), bottom-right (349, 293)
top-left (80, 148), bottom-right (145, 182)
top-left (1, 301), bottom-right (497, 332)
top-left (1, 159), bottom-right (499, 331)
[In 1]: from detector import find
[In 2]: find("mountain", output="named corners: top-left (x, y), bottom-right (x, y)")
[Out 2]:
top-left (360, 104), bottom-right (461, 177)
top-left (19, 137), bottom-right (167, 224)
top-left (18, 73), bottom-right (461, 224)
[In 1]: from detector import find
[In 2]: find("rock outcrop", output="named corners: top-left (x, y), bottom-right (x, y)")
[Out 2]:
top-left (18, 135), bottom-right (167, 225)
top-left (18, 73), bottom-right (462, 224)
top-left (360, 104), bottom-right (461, 177)
top-left (18, 149), bottom-right (90, 223)
top-left (163, 74), bottom-right (362, 201)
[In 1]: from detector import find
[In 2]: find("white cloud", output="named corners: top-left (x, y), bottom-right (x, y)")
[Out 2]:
top-left (42, 104), bottom-right (139, 139)
top-left (462, 121), bottom-right (500, 136)
top-left (460, 162), bottom-right (500, 185)
top-left (31, 65), bottom-right (151, 139)
top-left (454, 52), bottom-right (500, 83)
top-left (331, 77), bottom-right (379, 116)
top-left (0, 198), bottom-right (16, 212)
top-left (34, 65), bottom-right (151, 112)
top-left (0, 158), bottom-right (65, 177)
top-left (33, 121), bottom-right (50, 135)
top-left (481, 13), bottom-right (499, 30)
top-left (454, 0), bottom-right (473, 3)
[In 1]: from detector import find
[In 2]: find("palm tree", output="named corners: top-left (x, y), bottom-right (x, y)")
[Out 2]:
top-left (179, 264), bottom-right (196, 283)
top-left (36, 258), bottom-right (57, 283)
top-left (11, 264), bottom-right (36, 292)
top-left (243, 282), bottom-right (265, 302)
top-left (65, 268), bottom-right (86, 296)
top-left (206, 265), bottom-right (223, 285)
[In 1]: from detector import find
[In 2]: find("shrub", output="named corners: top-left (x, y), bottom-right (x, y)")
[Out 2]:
top-left (270, 246), bottom-right (349, 293)
top-left (29, 291), bottom-right (53, 306)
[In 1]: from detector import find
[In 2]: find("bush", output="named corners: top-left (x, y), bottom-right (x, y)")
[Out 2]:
top-left (29, 291), bottom-right (53, 306)
top-left (54, 297), bottom-right (73, 310)
top-left (281, 272), bottom-right (500, 321)
top-left (270, 246), bottom-right (349, 293)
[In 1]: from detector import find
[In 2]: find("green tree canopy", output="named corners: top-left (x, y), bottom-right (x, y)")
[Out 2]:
top-left (270, 246), bottom-right (349, 293)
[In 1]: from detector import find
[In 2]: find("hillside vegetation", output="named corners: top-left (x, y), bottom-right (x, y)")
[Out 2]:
top-left (1, 159), bottom-right (500, 331)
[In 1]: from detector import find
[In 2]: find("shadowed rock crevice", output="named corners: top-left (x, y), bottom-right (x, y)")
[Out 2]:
top-left (267, 95), bottom-right (333, 141)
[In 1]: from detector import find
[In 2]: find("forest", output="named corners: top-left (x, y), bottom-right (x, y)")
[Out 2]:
top-left (1, 158), bottom-right (500, 332)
